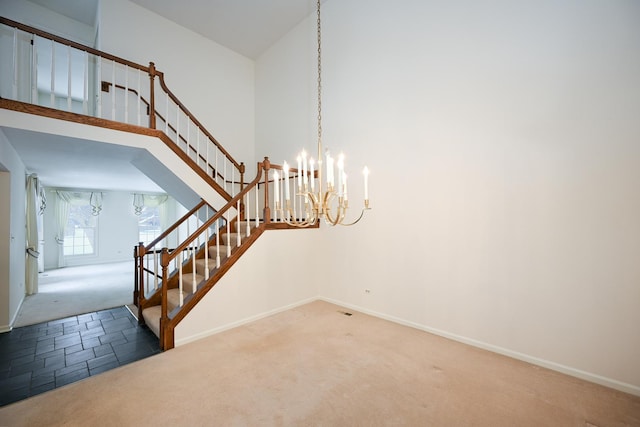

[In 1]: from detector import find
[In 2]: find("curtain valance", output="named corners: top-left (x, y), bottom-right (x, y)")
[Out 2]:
top-left (57, 191), bottom-right (104, 215)
top-left (132, 193), bottom-right (168, 215)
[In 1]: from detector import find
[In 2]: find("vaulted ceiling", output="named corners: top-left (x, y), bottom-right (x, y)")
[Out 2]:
top-left (129, 0), bottom-right (324, 60)
top-left (29, 0), bottom-right (325, 59)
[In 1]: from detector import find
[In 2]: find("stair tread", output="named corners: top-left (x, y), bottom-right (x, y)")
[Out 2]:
top-left (181, 273), bottom-right (205, 283)
top-left (208, 245), bottom-right (233, 255)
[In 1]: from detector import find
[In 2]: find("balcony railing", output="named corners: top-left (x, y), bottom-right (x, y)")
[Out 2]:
top-left (0, 16), bottom-right (244, 198)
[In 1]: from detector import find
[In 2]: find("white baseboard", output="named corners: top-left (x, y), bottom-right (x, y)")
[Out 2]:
top-left (174, 296), bottom-right (318, 347)
top-left (318, 296), bottom-right (640, 397)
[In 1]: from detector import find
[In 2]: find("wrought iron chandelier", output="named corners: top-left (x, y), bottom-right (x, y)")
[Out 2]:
top-left (273, 0), bottom-right (370, 227)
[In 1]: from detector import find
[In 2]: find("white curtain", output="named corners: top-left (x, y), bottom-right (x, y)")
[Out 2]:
top-left (25, 174), bottom-right (39, 295)
top-left (55, 190), bottom-right (104, 267)
top-left (54, 193), bottom-right (70, 268)
top-left (133, 193), bottom-right (168, 213)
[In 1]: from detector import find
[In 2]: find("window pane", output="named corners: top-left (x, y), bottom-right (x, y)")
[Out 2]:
top-left (64, 204), bottom-right (97, 256)
top-left (138, 206), bottom-right (161, 245)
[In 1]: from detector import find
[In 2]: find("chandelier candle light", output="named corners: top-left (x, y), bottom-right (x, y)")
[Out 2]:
top-left (273, 0), bottom-right (370, 227)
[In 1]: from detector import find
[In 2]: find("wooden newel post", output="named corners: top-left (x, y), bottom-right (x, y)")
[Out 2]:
top-left (134, 242), bottom-right (145, 311)
top-left (239, 162), bottom-right (245, 192)
top-left (133, 244), bottom-right (139, 306)
top-left (133, 242), bottom-right (144, 307)
top-left (263, 157), bottom-right (271, 224)
top-left (159, 247), bottom-right (169, 350)
top-left (148, 62), bottom-right (156, 129)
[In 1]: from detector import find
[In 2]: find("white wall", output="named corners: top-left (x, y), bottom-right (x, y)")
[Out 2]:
top-left (99, 0), bottom-right (256, 176)
top-left (175, 229), bottom-right (321, 346)
top-left (0, 129), bottom-right (26, 331)
top-left (255, 0), bottom-right (640, 394)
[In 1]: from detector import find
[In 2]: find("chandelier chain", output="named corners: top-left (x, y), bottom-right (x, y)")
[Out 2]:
top-left (317, 0), bottom-right (322, 147)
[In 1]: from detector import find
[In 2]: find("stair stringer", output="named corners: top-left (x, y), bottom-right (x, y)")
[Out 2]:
top-left (159, 224), bottom-right (267, 349)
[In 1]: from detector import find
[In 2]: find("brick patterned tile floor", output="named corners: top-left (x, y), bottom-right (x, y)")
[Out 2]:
top-left (0, 306), bottom-right (160, 407)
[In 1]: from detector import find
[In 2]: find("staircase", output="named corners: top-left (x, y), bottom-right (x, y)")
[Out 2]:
top-left (0, 16), bottom-right (316, 350)
top-left (140, 220), bottom-right (257, 342)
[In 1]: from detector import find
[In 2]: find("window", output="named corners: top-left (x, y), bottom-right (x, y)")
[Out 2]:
top-left (138, 206), bottom-right (161, 245)
top-left (63, 204), bottom-right (97, 256)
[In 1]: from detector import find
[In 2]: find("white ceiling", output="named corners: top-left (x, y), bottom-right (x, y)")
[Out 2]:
top-left (129, 0), bottom-right (322, 59)
top-left (28, 0), bottom-right (100, 27)
top-left (3, 127), bottom-right (164, 193)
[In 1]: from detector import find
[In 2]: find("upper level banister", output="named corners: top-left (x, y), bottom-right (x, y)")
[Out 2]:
top-left (0, 17), bottom-right (149, 73)
top-left (104, 82), bottom-right (232, 182)
top-left (155, 73), bottom-right (242, 171)
top-left (1, 16), bottom-right (244, 196)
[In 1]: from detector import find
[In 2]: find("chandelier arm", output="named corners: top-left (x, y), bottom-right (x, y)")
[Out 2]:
top-left (335, 208), bottom-right (369, 227)
top-left (278, 191), bottom-right (319, 228)
top-left (322, 191), bottom-right (343, 226)
top-left (282, 210), bottom-right (318, 228)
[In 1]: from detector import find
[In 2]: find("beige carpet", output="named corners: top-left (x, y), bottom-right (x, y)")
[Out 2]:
top-left (14, 261), bottom-right (133, 327)
top-left (1, 300), bottom-right (639, 426)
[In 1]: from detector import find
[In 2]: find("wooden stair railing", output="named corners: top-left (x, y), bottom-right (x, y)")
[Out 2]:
top-left (134, 158), bottom-right (319, 350)
top-left (0, 16), bottom-right (244, 199)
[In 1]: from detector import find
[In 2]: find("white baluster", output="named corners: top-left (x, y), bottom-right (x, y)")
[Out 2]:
top-left (255, 185), bottom-right (260, 227)
top-left (124, 64), bottom-right (129, 123)
top-left (67, 45), bottom-right (72, 111)
top-left (31, 36), bottom-right (37, 104)
top-left (12, 28), bottom-right (17, 100)
top-left (204, 225), bottom-right (209, 280)
top-left (96, 56), bottom-right (102, 117)
top-left (137, 69), bottom-right (141, 125)
top-left (226, 214), bottom-right (231, 258)
top-left (165, 94), bottom-right (169, 133)
top-left (246, 192), bottom-right (250, 237)
top-left (179, 251), bottom-right (184, 306)
top-left (215, 149), bottom-right (219, 185)
top-left (192, 235), bottom-right (197, 294)
top-left (50, 41), bottom-right (55, 107)
top-left (154, 250), bottom-right (159, 290)
top-left (83, 51), bottom-right (88, 115)
top-left (196, 128), bottom-right (200, 167)
top-left (190, 123), bottom-right (193, 161)
top-left (236, 200), bottom-right (241, 247)
top-left (215, 221), bottom-right (221, 268)
top-left (205, 132), bottom-right (210, 177)
top-left (224, 159), bottom-right (227, 193)
top-left (111, 60), bottom-right (116, 120)
top-left (176, 106), bottom-right (180, 146)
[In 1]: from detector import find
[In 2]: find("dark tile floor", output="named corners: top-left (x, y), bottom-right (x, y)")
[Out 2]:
top-left (0, 306), bottom-right (160, 407)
